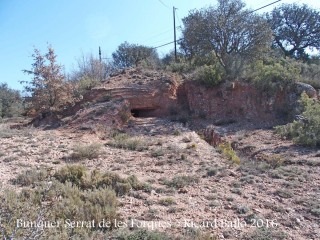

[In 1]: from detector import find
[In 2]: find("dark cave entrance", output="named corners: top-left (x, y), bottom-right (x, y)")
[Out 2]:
top-left (131, 108), bottom-right (157, 118)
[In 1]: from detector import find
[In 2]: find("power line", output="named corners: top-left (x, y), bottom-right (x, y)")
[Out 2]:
top-left (142, 29), bottom-right (172, 43)
top-left (152, 40), bottom-right (179, 49)
top-left (153, 0), bottom-right (282, 50)
top-left (248, 0), bottom-right (282, 14)
top-left (157, 0), bottom-right (170, 9)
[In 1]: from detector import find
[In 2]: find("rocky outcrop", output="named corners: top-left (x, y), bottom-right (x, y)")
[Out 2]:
top-left (65, 99), bottom-right (131, 130)
top-left (29, 111), bottom-right (62, 129)
top-left (58, 68), bottom-right (317, 130)
top-left (88, 68), bottom-right (180, 117)
top-left (181, 81), bottom-right (317, 125)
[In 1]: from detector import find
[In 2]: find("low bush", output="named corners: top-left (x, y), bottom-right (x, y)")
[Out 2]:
top-left (242, 227), bottom-right (287, 240)
top-left (218, 142), bottom-right (240, 164)
top-left (2, 165), bottom-right (154, 238)
top-left (275, 92), bottom-right (320, 146)
top-left (159, 197), bottom-right (175, 206)
top-left (70, 142), bottom-right (102, 160)
top-left (164, 175), bottom-right (199, 189)
top-left (191, 64), bottom-right (225, 87)
top-left (74, 76), bottom-right (100, 97)
top-left (151, 148), bottom-right (165, 157)
top-left (246, 57), bottom-right (300, 94)
top-left (298, 62), bottom-right (320, 89)
top-left (107, 133), bottom-right (148, 151)
top-left (54, 165), bottom-right (146, 196)
top-left (13, 168), bottom-right (49, 186)
top-left (0, 179), bottom-right (119, 239)
top-left (54, 165), bottom-right (87, 186)
top-left (165, 59), bottom-right (195, 74)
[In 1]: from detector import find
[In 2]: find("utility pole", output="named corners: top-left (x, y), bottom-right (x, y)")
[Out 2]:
top-left (173, 6), bottom-right (177, 62)
top-left (99, 46), bottom-right (102, 62)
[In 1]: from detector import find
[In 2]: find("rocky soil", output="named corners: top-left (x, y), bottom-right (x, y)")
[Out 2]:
top-left (0, 116), bottom-right (319, 240)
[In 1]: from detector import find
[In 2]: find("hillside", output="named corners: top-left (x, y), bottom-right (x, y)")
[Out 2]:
top-left (0, 68), bottom-right (319, 240)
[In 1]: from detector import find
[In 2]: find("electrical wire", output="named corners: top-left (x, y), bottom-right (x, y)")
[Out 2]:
top-left (153, 0), bottom-right (283, 49)
top-left (157, 0), bottom-right (170, 9)
top-left (247, 0), bottom-right (282, 14)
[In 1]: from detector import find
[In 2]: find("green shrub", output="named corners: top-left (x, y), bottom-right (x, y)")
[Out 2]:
top-left (191, 64), bottom-right (225, 87)
top-left (107, 134), bottom-right (148, 151)
top-left (242, 227), bottom-right (287, 240)
top-left (54, 165), bottom-right (144, 196)
top-left (50, 182), bottom-right (119, 229)
top-left (299, 63), bottom-right (320, 89)
top-left (151, 148), bottom-right (165, 157)
top-left (218, 142), bottom-right (240, 164)
top-left (70, 142), bottom-right (102, 160)
top-left (54, 165), bottom-right (87, 186)
top-left (159, 197), bottom-right (175, 206)
top-left (0, 180), bottom-right (119, 239)
top-left (92, 171), bottom-right (132, 196)
top-left (1, 167), bottom-right (154, 239)
top-left (74, 76), bottom-right (100, 97)
top-left (13, 168), bottom-right (49, 186)
top-left (247, 57), bottom-right (300, 94)
top-left (0, 83), bottom-right (24, 118)
top-left (275, 92), bottom-right (320, 146)
top-left (127, 175), bottom-right (144, 190)
top-left (164, 175), bottom-right (199, 189)
top-left (165, 60), bottom-right (195, 74)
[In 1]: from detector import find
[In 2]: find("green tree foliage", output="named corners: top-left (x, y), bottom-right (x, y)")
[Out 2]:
top-left (191, 64), bottom-right (225, 86)
top-left (112, 42), bottom-right (159, 69)
top-left (180, 0), bottom-right (272, 78)
top-left (0, 83), bottom-right (23, 118)
top-left (246, 56), bottom-right (301, 93)
top-left (267, 3), bottom-right (320, 61)
top-left (276, 92), bottom-right (320, 146)
top-left (21, 46), bottom-right (73, 114)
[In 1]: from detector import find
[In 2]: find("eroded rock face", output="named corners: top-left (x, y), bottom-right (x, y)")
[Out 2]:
top-left (30, 111), bottom-right (62, 129)
top-left (60, 68), bottom-right (317, 130)
top-left (181, 81), bottom-right (317, 124)
top-left (66, 99), bottom-right (131, 130)
top-left (90, 68), bottom-right (180, 117)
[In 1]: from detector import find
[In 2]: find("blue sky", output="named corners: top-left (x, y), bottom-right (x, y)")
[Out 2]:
top-left (1, 0), bottom-right (319, 91)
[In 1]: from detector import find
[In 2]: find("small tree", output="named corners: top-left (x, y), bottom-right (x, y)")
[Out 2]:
top-left (267, 3), bottom-right (320, 61)
top-left (112, 42), bottom-right (159, 69)
top-left (180, 0), bottom-right (273, 78)
top-left (0, 83), bottom-right (23, 118)
top-left (21, 46), bottom-right (72, 114)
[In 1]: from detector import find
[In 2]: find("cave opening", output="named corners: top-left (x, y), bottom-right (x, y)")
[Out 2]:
top-left (131, 108), bottom-right (157, 118)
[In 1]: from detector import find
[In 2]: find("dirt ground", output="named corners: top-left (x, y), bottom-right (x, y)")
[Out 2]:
top-left (0, 117), bottom-right (319, 240)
